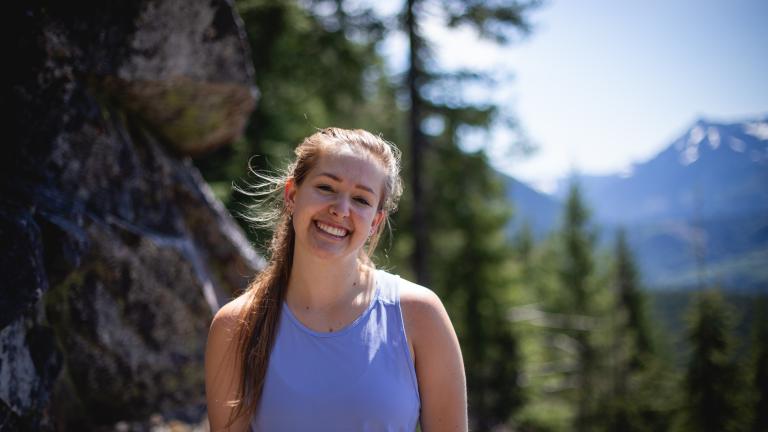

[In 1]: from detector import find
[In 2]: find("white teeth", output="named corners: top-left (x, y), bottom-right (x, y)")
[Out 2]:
top-left (316, 221), bottom-right (348, 237)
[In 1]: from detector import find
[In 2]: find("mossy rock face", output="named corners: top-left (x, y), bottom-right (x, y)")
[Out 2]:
top-left (99, 76), bottom-right (256, 156)
top-left (44, 221), bottom-right (212, 425)
top-left (3, 0), bottom-right (261, 428)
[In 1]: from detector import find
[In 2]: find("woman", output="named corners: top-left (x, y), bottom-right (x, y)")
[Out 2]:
top-left (205, 128), bottom-right (467, 431)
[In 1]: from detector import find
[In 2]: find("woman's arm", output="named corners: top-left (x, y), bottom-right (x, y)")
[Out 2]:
top-left (401, 282), bottom-right (468, 432)
top-left (205, 297), bottom-right (252, 432)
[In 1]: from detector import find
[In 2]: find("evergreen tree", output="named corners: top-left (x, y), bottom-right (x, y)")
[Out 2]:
top-left (559, 183), bottom-right (597, 431)
top-left (396, 1), bottom-right (539, 428)
top-left (512, 220), bottom-right (533, 256)
top-left (613, 230), bottom-right (654, 369)
top-left (608, 229), bottom-right (645, 431)
top-left (750, 299), bottom-right (768, 432)
top-left (681, 289), bottom-right (749, 432)
top-left (420, 143), bottom-right (523, 430)
top-left (401, 0), bottom-right (539, 285)
top-left (512, 221), bottom-right (535, 285)
top-left (601, 229), bottom-right (677, 432)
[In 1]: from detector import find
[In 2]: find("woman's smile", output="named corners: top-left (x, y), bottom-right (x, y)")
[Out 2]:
top-left (314, 220), bottom-right (349, 238)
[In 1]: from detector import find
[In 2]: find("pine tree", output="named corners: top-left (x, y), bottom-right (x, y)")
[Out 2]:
top-left (557, 183), bottom-right (599, 432)
top-left (681, 289), bottom-right (749, 432)
top-left (417, 135), bottom-right (524, 430)
top-left (613, 230), bottom-right (653, 369)
top-left (608, 229), bottom-right (643, 431)
top-left (401, 0), bottom-right (538, 285)
top-left (750, 298), bottom-right (768, 432)
top-left (602, 229), bottom-right (677, 432)
top-left (397, 1), bottom-right (539, 428)
top-left (513, 221), bottom-right (534, 270)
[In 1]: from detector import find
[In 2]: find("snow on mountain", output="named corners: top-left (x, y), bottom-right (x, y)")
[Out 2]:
top-left (554, 116), bottom-right (768, 225)
top-left (673, 118), bottom-right (768, 165)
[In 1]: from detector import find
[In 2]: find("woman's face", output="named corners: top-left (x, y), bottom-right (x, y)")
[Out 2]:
top-left (286, 148), bottom-right (386, 262)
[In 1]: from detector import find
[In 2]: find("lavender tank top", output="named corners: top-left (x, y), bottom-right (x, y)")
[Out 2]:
top-left (251, 270), bottom-right (421, 431)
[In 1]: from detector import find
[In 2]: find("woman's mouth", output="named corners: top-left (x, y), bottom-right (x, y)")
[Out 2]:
top-left (315, 221), bottom-right (349, 238)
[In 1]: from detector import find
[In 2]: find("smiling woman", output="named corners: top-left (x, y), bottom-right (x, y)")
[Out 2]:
top-left (204, 128), bottom-right (468, 431)
top-left (286, 148), bottom-right (386, 262)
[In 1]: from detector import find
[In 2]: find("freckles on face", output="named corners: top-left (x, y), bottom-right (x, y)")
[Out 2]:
top-left (287, 150), bottom-right (387, 258)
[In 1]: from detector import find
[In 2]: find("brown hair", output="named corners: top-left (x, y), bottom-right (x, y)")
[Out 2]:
top-left (228, 128), bottom-right (403, 425)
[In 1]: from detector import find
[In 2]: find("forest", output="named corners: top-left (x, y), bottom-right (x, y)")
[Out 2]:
top-left (195, 0), bottom-right (767, 430)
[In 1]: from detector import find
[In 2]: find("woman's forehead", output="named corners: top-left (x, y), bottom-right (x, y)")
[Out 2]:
top-left (311, 149), bottom-right (386, 190)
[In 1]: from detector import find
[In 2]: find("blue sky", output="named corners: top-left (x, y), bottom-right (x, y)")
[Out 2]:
top-left (379, 0), bottom-right (768, 193)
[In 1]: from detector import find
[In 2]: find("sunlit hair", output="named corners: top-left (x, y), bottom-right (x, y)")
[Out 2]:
top-left (228, 128), bottom-right (403, 426)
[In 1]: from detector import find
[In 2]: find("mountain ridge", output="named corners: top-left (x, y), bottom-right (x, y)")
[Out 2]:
top-left (504, 115), bottom-right (768, 292)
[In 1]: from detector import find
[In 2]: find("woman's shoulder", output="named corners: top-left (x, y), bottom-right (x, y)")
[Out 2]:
top-left (376, 269), bottom-right (442, 311)
top-left (209, 292), bottom-right (251, 334)
top-left (395, 276), bottom-right (453, 341)
top-left (205, 293), bottom-right (253, 431)
top-left (206, 293), bottom-right (251, 375)
top-left (397, 276), bottom-right (442, 309)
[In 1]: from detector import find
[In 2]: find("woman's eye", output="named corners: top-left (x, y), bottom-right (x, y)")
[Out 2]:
top-left (354, 197), bottom-right (371, 206)
top-left (317, 184), bottom-right (334, 192)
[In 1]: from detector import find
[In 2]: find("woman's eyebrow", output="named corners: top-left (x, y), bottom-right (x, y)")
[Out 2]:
top-left (317, 172), bottom-right (376, 194)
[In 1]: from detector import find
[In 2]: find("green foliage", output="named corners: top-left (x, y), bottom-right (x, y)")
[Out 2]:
top-left (510, 187), bottom-right (684, 432)
top-left (422, 144), bottom-right (523, 429)
top-left (557, 184), bottom-right (601, 432)
top-left (749, 299), bottom-right (768, 432)
top-left (509, 184), bottom-right (608, 431)
top-left (557, 184), bottom-right (596, 313)
top-left (397, 1), bottom-right (539, 428)
top-left (442, 0), bottom-right (539, 43)
top-left (614, 229), bottom-right (655, 367)
top-left (679, 290), bottom-right (750, 432)
top-left (595, 229), bottom-right (678, 432)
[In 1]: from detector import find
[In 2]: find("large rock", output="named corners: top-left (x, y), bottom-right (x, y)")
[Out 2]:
top-left (1, 0), bottom-right (261, 429)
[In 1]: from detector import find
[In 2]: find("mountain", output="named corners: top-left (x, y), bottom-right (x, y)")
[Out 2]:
top-left (510, 116), bottom-right (768, 292)
top-left (555, 117), bottom-right (768, 223)
top-left (502, 175), bottom-right (561, 239)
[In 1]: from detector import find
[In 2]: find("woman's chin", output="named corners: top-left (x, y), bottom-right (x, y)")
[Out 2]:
top-left (304, 236), bottom-right (364, 261)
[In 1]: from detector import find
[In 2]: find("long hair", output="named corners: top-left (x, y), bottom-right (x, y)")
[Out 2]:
top-left (228, 128), bottom-right (403, 425)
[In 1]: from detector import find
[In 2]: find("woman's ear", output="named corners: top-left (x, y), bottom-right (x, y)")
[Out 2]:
top-left (284, 179), bottom-right (297, 211)
top-left (370, 211), bottom-right (386, 234)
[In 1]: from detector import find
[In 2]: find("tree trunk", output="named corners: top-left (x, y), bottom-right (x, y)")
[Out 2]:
top-left (406, 0), bottom-right (429, 285)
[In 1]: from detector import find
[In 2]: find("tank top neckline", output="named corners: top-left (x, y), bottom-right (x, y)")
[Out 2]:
top-left (281, 270), bottom-right (383, 338)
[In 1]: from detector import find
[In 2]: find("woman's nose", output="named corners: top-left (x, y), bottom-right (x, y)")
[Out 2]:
top-left (330, 196), bottom-right (350, 217)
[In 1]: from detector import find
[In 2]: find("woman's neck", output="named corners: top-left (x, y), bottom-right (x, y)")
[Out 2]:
top-left (286, 252), bottom-right (372, 311)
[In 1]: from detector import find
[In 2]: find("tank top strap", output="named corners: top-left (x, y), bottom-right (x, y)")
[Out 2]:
top-left (374, 269), bottom-right (401, 306)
